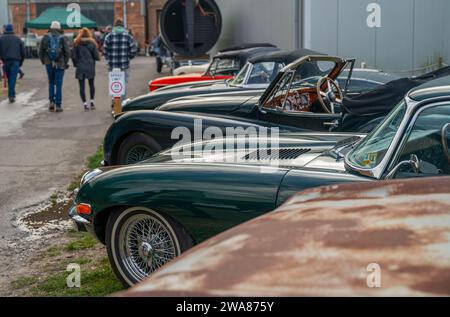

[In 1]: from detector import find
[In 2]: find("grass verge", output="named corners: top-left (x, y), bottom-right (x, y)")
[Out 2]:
top-left (11, 231), bottom-right (123, 297)
top-left (67, 145), bottom-right (103, 192)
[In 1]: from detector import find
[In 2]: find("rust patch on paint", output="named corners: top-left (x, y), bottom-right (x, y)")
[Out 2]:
top-left (119, 177), bottom-right (450, 297)
top-left (324, 228), bottom-right (418, 249)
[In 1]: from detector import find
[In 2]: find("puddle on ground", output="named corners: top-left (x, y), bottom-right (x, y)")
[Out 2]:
top-left (22, 194), bottom-right (72, 229)
top-left (14, 192), bottom-right (74, 242)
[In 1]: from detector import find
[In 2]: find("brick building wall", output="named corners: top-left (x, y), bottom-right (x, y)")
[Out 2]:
top-left (113, 0), bottom-right (146, 48)
top-left (6, 0), bottom-right (165, 49)
top-left (147, 0), bottom-right (166, 42)
top-left (8, 1), bottom-right (37, 35)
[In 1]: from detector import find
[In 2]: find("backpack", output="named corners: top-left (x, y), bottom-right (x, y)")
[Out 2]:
top-left (47, 34), bottom-right (62, 62)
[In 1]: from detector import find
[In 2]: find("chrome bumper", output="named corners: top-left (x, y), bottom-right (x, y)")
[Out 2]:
top-left (69, 205), bottom-right (90, 232)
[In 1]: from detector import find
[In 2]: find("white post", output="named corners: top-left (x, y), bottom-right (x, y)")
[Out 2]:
top-left (26, 0), bottom-right (31, 21)
top-left (123, 0), bottom-right (128, 28)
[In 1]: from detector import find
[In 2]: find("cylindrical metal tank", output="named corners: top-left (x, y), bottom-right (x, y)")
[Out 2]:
top-left (160, 0), bottom-right (222, 57)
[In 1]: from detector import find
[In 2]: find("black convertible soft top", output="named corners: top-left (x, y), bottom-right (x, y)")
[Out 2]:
top-left (343, 66), bottom-right (450, 116)
top-left (248, 49), bottom-right (325, 65)
top-left (213, 46), bottom-right (280, 68)
top-left (219, 43), bottom-right (277, 53)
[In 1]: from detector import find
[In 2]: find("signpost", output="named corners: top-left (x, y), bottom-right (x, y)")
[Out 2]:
top-left (109, 68), bottom-right (125, 115)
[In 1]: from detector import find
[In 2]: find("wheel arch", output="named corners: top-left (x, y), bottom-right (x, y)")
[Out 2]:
top-left (93, 205), bottom-right (129, 244)
top-left (110, 130), bottom-right (159, 165)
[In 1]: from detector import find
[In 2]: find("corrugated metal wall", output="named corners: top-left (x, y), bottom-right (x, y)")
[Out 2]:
top-left (216, 0), bottom-right (450, 75)
top-left (444, 0), bottom-right (450, 68)
top-left (215, 0), bottom-right (297, 52)
top-left (305, 0), bottom-right (449, 74)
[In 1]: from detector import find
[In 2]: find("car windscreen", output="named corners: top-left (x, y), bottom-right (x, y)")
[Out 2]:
top-left (347, 100), bottom-right (407, 169)
top-left (247, 62), bottom-right (284, 85)
top-left (229, 63), bottom-right (250, 86)
top-left (263, 60), bottom-right (337, 108)
top-left (230, 62), bottom-right (285, 86)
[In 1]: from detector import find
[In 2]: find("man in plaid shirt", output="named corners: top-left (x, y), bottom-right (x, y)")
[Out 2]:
top-left (104, 19), bottom-right (137, 98)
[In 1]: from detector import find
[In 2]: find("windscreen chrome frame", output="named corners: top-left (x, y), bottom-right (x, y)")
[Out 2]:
top-left (343, 96), bottom-right (419, 179)
top-left (259, 55), bottom-right (350, 111)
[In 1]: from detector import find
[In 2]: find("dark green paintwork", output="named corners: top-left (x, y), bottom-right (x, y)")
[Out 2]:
top-left (77, 164), bottom-right (289, 243)
top-left (80, 133), bottom-right (371, 244)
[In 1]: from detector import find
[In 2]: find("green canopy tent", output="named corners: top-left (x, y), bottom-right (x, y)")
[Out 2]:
top-left (25, 7), bottom-right (97, 29)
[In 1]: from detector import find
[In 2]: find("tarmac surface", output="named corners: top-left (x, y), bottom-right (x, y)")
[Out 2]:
top-left (0, 56), bottom-right (158, 290)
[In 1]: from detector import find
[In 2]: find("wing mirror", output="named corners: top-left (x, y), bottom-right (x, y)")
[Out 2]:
top-left (386, 154), bottom-right (420, 179)
top-left (441, 123), bottom-right (450, 163)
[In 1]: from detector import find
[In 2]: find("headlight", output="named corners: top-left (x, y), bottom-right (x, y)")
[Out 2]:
top-left (80, 169), bottom-right (103, 186)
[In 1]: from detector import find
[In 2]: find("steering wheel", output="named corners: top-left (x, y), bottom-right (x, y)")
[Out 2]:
top-left (316, 76), bottom-right (344, 114)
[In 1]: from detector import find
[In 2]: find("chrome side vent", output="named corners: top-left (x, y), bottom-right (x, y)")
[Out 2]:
top-left (243, 148), bottom-right (311, 161)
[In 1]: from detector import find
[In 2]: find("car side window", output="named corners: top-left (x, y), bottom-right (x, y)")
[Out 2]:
top-left (396, 105), bottom-right (450, 176)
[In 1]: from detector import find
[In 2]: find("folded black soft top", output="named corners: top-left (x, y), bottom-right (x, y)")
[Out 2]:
top-left (343, 66), bottom-right (450, 116)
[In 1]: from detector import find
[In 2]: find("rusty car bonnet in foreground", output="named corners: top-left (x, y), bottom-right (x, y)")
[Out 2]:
top-left (118, 177), bottom-right (450, 297)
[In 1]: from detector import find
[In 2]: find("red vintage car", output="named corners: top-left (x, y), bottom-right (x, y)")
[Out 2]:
top-left (148, 46), bottom-right (279, 92)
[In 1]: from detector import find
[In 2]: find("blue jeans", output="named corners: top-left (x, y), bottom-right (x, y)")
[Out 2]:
top-left (45, 64), bottom-right (65, 108)
top-left (4, 60), bottom-right (20, 98)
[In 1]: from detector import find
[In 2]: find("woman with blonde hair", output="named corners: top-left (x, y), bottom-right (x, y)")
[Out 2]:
top-left (72, 27), bottom-right (100, 111)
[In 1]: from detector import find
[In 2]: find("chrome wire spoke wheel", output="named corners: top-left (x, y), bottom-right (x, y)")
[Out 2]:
top-left (118, 213), bottom-right (178, 282)
top-left (125, 145), bottom-right (153, 164)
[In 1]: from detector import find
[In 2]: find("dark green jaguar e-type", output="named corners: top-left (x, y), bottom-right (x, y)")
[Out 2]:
top-left (71, 77), bottom-right (450, 287)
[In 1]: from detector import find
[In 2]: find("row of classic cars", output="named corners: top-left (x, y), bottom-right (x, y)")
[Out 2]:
top-left (126, 49), bottom-right (322, 112)
top-left (71, 62), bottom-right (450, 287)
top-left (105, 53), bottom-right (448, 166)
top-left (148, 44), bottom-right (279, 91)
top-left (126, 52), bottom-right (396, 117)
top-left (126, 49), bottom-right (399, 113)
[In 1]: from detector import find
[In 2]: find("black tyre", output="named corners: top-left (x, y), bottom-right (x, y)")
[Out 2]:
top-left (106, 207), bottom-right (194, 288)
top-left (156, 57), bottom-right (163, 73)
top-left (116, 132), bottom-right (161, 165)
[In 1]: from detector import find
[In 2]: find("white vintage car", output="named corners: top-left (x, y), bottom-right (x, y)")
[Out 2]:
top-left (172, 62), bottom-right (210, 76)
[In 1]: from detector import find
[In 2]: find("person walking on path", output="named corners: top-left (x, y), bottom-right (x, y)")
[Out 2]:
top-left (99, 25), bottom-right (112, 54)
top-left (39, 21), bottom-right (70, 112)
top-left (72, 28), bottom-right (100, 111)
top-left (103, 19), bottom-right (137, 100)
top-left (1, 25), bottom-right (25, 80)
top-left (0, 24), bottom-right (25, 103)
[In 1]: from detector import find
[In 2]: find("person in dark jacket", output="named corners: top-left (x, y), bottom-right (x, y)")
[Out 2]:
top-left (103, 19), bottom-right (137, 99)
top-left (0, 24), bottom-right (25, 103)
top-left (72, 28), bottom-right (100, 111)
top-left (39, 21), bottom-right (70, 112)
